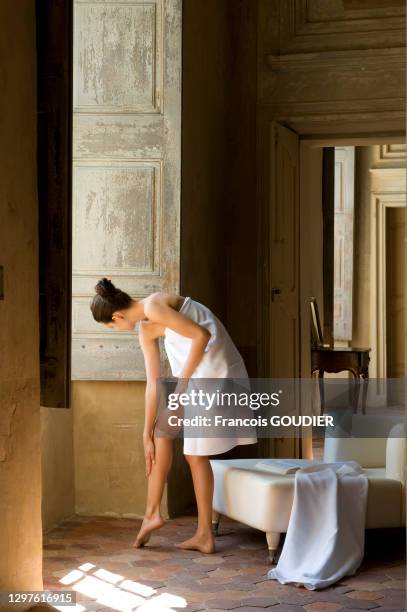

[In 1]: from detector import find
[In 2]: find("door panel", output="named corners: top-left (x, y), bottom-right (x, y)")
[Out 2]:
top-left (270, 123), bottom-right (300, 379)
top-left (71, 0), bottom-right (181, 380)
top-left (334, 146), bottom-right (355, 342)
top-left (269, 123), bottom-right (301, 457)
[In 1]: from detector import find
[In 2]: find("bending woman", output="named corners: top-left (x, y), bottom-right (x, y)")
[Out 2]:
top-left (91, 278), bottom-right (257, 553)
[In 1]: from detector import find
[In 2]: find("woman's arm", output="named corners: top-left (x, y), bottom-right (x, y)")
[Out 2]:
top-left (139, 322), bottom-right (162, 475)
top-left (144, 297), bottom-right (211, 382)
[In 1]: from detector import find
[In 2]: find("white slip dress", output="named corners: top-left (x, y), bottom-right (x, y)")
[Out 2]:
top-left (163, 296), bottom-right (258, 456)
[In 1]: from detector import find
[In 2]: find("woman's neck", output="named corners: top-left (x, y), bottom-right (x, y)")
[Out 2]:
top-left (127, 299), bottom-right (148, 324)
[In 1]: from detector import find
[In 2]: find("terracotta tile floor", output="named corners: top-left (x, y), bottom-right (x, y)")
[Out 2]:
top-left (43, 515), bottom-right (405, 612)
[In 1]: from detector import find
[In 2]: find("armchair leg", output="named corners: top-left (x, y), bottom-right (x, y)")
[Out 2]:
top-left (212, 510), bottom-right (220, 536)
top-left (266, 531), bottom-right (281, 563)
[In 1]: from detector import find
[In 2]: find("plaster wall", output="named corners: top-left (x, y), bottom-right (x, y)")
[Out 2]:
top-left (73, 381), bottom-right (159, 518)
top-left (40, 407), bottom-right (75, 532)
top-left (0, 0), bottom-right (43, 594)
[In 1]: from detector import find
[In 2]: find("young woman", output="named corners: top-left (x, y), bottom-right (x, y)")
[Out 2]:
top-left (90, 277), bottom-right (257, 553)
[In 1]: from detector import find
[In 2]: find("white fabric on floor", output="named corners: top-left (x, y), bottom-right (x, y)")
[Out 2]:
top-left (267, 461), bottom-right (369, 590)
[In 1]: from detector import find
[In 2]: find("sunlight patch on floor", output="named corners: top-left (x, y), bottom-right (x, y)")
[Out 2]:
top-left (54, 561), bottom-right (187, 612)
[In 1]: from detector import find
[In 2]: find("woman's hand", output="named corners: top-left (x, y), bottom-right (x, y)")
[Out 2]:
top-left (143, 434), bottom-right (156, 477)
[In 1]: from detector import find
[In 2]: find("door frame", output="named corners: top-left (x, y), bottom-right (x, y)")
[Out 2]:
top-left (258, 126), bottom-right (405, 457)
top-left (369, 169), bottom-right (406, 379)
top-left (298, 135), bottom-right (405, 384)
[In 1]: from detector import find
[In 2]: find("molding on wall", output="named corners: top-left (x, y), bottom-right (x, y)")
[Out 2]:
top-left (372, 144), bottom-right (407, 167)
top-left (278, 0), bottom-right (405, 54)
top-left (267, 47), bottom-right (405, 69)
top-left (379, 143), bottom-right (407, 160)
top-left (370, 167), bottom-right (407, 192)
top-left (259, 2), bottom-right (405, 132)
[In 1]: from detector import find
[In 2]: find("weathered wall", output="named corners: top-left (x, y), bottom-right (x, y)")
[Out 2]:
top-left (0, 0), bottom-right (43, 594)
top-left (40, 407), bottom-right (75, 532)
top-left (180, 1), bottom-right (258, 377)
top-left (179, 0), bottom-right (259, 468)
top-left (73, 381), bottom-right (158, 518)
top-left (224, 0), bottom-right (258, 377)
top-left (180, 0), bottom-right (231, 319)
top-left (73, 380), bottom-right (199, 518)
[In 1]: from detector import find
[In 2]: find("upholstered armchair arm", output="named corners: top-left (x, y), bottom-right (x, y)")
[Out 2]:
top-left (323, 436), bottom-right (387, 468)
top-left (386, 423), bottom-right (406, 485)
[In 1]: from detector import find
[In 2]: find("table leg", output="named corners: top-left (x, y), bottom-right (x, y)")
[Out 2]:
top-left (349, 370), bottom-right (360, 413)
top-left (361, 369), bottom-right (369, 415)
top-left (318, 370), bottom-right (325, 416)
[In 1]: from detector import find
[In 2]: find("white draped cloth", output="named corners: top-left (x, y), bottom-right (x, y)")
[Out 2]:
top-left (267, 461), bottom-right (369, 590)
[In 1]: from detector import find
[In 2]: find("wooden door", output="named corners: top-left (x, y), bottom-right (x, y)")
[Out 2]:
top-left (71, 0), bottom-right (181, 380)
top-left (269, 122), bottom-right (301, 457)
top-left (269, 123), bottom-right (300, 379)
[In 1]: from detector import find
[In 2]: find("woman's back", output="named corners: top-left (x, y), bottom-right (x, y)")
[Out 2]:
top-left (163, 296), bottom-right (248, 379)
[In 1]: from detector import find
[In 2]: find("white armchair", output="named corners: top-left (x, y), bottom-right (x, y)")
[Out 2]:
top-left (323, 420), bottom-right (405, 529)
top-left (210, 419), bottom-right (405, 561)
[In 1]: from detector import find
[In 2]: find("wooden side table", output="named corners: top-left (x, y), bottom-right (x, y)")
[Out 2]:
top-left (311, 347), bottom-right (371, 413)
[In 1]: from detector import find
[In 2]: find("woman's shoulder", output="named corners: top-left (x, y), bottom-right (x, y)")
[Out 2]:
top-left (143, 291), bottom-right (185, 313)
top-left (139, 292), bottom-right (185, 339)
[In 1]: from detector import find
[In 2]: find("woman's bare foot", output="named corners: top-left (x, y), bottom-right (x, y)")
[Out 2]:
top-left (175, 532), bottom-right (215, 554)
top-left (133, 515), bottom-right (165, 548)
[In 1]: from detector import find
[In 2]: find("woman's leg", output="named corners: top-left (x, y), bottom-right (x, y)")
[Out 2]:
top-left (133, 434), bottom-right (173, 547)
top-left (175, 455), bottom-right (215, 553)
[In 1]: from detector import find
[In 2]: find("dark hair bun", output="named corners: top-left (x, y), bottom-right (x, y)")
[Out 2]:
top-left (95, 277), bottom-right (118, 300)
top-left (91, 278), bottom-right (132, 323)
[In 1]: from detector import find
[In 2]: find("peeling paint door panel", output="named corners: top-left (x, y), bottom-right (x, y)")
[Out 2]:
top-left (72, 0), bottom-right (181, 380)
top-left (333, 146), bottom-right (355, 342)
